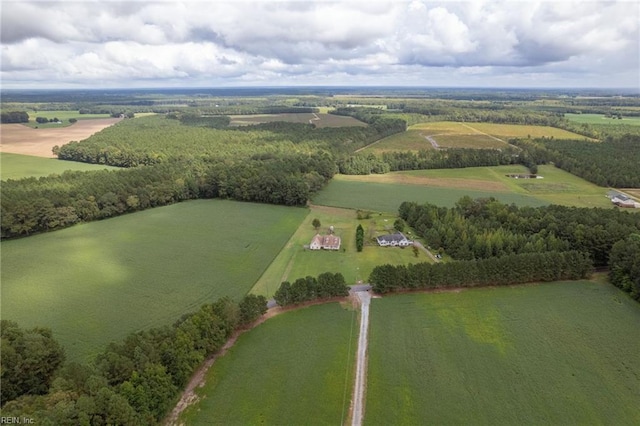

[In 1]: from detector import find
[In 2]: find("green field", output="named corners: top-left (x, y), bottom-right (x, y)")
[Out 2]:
top-left (0, 152), bottom-right (118, 180)
top-left (565, 113), bottom-right (640, 126)
top-left (229, 113), bottom-right (367, 128)
top-left (22, 110), bottom-right (112, 128)
top-left (0, 200), bottom-right (307, 361)
top-left (312, 165), bottom-right (612, 211)
top-left (252, 205), bottom-right (432, 296)
top-left (180, 302), bottom-right (357, 425)
top-left (312, 173), bottom-right (547, 213)
top-left (366, 282), bottom-right (640, 425)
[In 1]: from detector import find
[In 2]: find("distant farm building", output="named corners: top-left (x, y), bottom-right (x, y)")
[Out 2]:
top-left (607, 191), bottom-right (640, 208)
top-left (309, 234), bottom-right (341, 250)
top-left (376, 232), bottom-right (413, 247)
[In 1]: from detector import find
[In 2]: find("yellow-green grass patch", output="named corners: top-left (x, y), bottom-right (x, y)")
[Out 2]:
top-left (359, 130), bottom-right (435, 153)
top-left (565, 113), bottom-right (640, 126)
top-left (229, 113), bottom-right (366, 128)
top-left (22, 110), bottom-right (112, 128)
top-left (252, 205), bottom-right (432, 296)
top-left (1, 152), bottom-right (118, 180)
top-left (410, 121), bottom-right (589, 140)
top-left (366, 281), bottom-right (640, 425)
top-left (0, 200), bottom-right (307, 361)
top-left (180, 302), bottom-right (357, 425)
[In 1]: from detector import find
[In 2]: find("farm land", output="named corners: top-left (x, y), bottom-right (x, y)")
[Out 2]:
top-left (0, 200), bottom-right (306, 361)
top-left (0, 152), bottom-right (118, 180)
top-left (366, 282), bottom-right (640, 425)
top-left (251, 205), bottom-right (432, 296)
top-left (1, 88), bottom-right (639, 424)
top-left (179, 302), bottom-right (357, 425)
top-left (565, 113), bottom-right (640, 126)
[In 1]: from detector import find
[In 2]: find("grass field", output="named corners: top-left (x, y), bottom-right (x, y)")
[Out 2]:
top-left (22, 110), bottom-right (112, 128)
top-left (361, 121), bottom-right (587, 154)
top-left (565, 113), bottom-right (640, 126)
top-left (229, 113), bottom-right (367, 128)
top-left (0, 152), bottom-right (118, 180)
top-left (312, 173), bottom-right (548, 213)
top-left (366, 281), bottom-right (640, 425)
top-left (0, 200), bottom-right (307, 361)
top-left (179, 302), bottom-right (357, 425)
top-left (312, 165), bottom-right (612, 211)
top-left (251, 205), bottom-right (432, 296)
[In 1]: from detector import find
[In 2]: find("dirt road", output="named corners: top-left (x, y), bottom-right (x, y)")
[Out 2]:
top-left (0, 118), bottom-right (121, 157)
top-left (351, 290), bottom-right (371, 426)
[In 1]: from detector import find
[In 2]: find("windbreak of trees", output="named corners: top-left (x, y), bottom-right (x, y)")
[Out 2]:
top-left (0, 111), bottom-right (29, 123)
top-left (0, 295), bottom-right (267, 424)
top-left (400, 197), bottom-right (640, 267)
top-left (369, 250), bottom-right (593, 293)
top-left (609, 235), bottom-right (640, 301)
top-left (273, 272), bottom-right (349, 307)
top-left (513, 135), bottom-right (640, 188)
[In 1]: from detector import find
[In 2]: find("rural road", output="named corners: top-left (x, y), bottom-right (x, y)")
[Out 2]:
top-left (351, 289), bottom-right (371, 426)
top-left (412, 241), bottom-right (440, 263)
top-left (424, 134), bottom-right (440, 149)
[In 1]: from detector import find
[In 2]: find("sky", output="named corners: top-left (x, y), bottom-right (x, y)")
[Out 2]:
top-left (1, 0), bottom-right (639, 90)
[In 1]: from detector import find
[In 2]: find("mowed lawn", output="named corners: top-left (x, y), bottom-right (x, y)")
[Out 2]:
top-left (252, 205), bottom-right (432, 296)
top-left (180, 303), bottom-right (357, 425)
top-left (0, 200), bottom-right (307, 361)
top-left (366, 282), bottom-right (640, 425)
top-left (0, 152), bottom-right (118, 180)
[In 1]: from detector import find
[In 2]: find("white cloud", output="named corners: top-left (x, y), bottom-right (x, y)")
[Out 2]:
top-left (1, 0), bottom-right (638, 89)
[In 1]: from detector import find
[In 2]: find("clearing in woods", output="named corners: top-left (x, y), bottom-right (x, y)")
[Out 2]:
top-left (229, 113), bottom-right (367, 128)
top-left (365, 281), bottom-right (640, 425)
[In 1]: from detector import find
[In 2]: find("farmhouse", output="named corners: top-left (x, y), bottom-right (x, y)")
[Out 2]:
top-left (607, 191), bottom-right (640, 208)
top-left (376, 232), bottom-right (412, 247)
top-left (309, 234), bottom-right (341, 250)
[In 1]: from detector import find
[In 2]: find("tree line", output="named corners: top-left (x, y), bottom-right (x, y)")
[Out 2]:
top-left (369, 250), bottom-right (593, 293)
top-left (512, 134), bottom-right (640, 188)
top-left (399, 197), bottom-right (640, 267)
top-left (609, 235), bottom-right (640, 301)
top-left (273, 272), bottom-right (349, 307)
top-left (1, 111), bottom-right (29, 123)
top-left (0, 294), bottom-right (267, 424)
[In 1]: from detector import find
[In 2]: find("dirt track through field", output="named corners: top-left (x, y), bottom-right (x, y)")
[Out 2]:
top-left (0, 118), bottom-right (121, 157)
top-left (351, 290), bottom-right (371, 426)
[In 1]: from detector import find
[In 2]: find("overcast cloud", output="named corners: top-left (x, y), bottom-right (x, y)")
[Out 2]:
top-left (1, 0), bottom-right (638, 89)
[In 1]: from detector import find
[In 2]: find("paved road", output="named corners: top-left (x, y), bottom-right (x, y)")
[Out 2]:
top-left (352, 290), bottom-right (371, 426)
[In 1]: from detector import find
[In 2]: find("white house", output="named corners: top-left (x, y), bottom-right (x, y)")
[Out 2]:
top-left (376, 232), bottom-right (412, 247)
top-left (310, 234), bottom-right (341, 250)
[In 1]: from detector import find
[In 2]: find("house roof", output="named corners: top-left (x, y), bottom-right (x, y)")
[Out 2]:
top-left (376, 232), bottom-right (409, 243)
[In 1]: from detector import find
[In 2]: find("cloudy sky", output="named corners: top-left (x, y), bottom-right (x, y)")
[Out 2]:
top-left (1, 0), bottom-right (639, 89)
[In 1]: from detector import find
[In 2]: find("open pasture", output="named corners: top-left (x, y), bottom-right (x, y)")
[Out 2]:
top-left (312, 164), bottom-right (612, 211)
top-left (229, 113), bottom-right (367, 128)
top-left (21, 110), bottom-right (112, 128)
top-left (0, 118), bottom-right (121, 157)
top-left (179, 302), bottom-right (357, 425)
top-left (0, 200), bottom-right (307, 361)
top-left (252, 205), bottom-right (432, 296)
top-left (565, 113), bottom-right (640, 126)
top-left (0, 152), bottom-right (118, 180)
top-left (312, 173), bottom-right (547, 213)
top-left (366, 281), bottom-right (640, 425)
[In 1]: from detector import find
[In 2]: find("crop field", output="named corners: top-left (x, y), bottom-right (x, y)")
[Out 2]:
top-left (312, 173), bottom-right (547, 213)
top-left (229, 113), bottom-right (367, 128)
top-left (179, 302), bottom-right (357, 425)
top-left (366, 281), bottom-right (640, 425)
top-left (565, 113), bottom-right (640, 126)
top-left (0, 118), bottom-right (121, 157)
top-left (252, 205), bottom-right (432, 296)
top-left (0, 200), bottom-right (307, 361)
top-left (0, 152), bottom-right (118, 180)
top-left (312, 164), bottom-right (612, 211)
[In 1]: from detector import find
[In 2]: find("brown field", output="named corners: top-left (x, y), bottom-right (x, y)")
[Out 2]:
top-left (0, 118), bottom-right (121, 157)
top-left (333, 172), bottom-right (510, 192)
